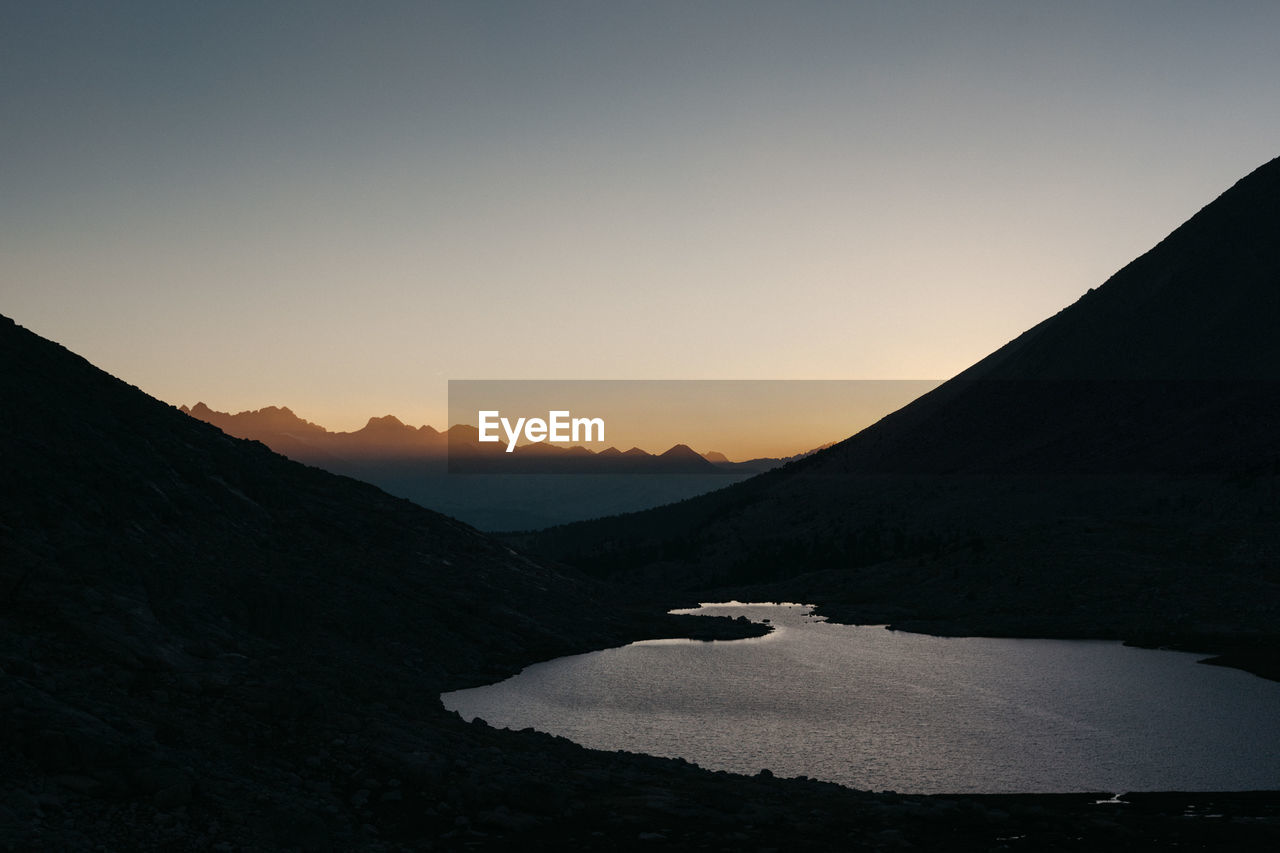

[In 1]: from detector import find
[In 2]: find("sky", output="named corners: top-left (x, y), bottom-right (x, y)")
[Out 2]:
top-left (4, 1), bottom-right (1280, 441)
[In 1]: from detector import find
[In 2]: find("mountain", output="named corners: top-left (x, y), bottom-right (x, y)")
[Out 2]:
top-left (0, 313), bottom-right (789, 847)
top-left (183, 403), bottom-right (737, 474)
top-left (180, 402), bottom-right (328, 438)
top-left (178, 403), bottom-right (448, 463)
top-left (519, 157), bottom-right (1280, 673)
top-left (177, 404), bottom-right (777, 529)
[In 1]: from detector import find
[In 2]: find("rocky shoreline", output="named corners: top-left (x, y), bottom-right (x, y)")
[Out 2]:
top-left (7, 605), bottom-right (1280, 852)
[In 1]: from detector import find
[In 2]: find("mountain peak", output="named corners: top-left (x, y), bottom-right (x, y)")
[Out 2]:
top-left (183, 402), bottom-right (326, 437)
top-left (966, 154), bottom-right (1280, 383)
top-left (363, 414), bottom-right (407, 430)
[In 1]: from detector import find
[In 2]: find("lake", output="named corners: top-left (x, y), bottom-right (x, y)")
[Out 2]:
top-left (441, 602), bottom-right (1280, 794)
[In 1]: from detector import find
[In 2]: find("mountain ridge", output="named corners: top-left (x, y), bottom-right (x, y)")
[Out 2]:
top-left (517, 156), bottom-right (1280, 668)
top-left (0, 312), bottom-right (812, 848)
top-left (180, 400), bottom-right (758, 471)
top-left (175, 401), bottom-right (826, 530)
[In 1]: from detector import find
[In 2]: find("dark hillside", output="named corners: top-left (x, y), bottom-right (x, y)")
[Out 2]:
top-left (520, 158), bottom-right (1280, 663)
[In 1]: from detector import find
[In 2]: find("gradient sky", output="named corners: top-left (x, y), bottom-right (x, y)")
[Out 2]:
top-left (4, 1), bottom-right (1279, 437)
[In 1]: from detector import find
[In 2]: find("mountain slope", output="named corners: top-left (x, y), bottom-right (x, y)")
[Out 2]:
top-left (0, 316), bottom-right (642, 674)
top-left (520, 157), bottom-right (1280, 655)
top-left (0, 314), bottom-right (781, 848)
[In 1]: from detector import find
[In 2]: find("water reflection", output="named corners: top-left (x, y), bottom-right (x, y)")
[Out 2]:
top-left (442, 603), bottom-right (1280, 793)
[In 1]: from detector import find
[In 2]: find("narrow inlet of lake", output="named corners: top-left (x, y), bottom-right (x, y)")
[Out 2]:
top-left (441, 602), bottom-right (1280, 794)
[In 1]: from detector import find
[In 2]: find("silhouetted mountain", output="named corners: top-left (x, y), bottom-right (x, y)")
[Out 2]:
top-left (651, 444), bottom-right (717, 473)
top-left (183, 403), bottom-right (739, 475)
top-left (180, 402), bottom-right (328, 438)
top-left (0, 314), bottom-right (787, 846)
top-left (2, 336), bottom-right (684, 683)
top-left (520, 157), bottom-right (1280, 673)
top-left (174, 405), bottom-right (774, 528)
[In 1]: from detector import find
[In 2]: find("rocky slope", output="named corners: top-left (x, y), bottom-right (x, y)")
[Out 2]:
top-left (0, 313), bottom-right (749, 848)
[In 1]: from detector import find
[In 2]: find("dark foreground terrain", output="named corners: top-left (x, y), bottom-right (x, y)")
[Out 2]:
top-left (3, 305), bottom-right (1280, 851)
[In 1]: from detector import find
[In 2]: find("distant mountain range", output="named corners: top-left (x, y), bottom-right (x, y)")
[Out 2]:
top-left (176, 403), bottom-right (830, 529)
top-left (179, 401), bottom-right (809, 474)
top-left (519, 156), bottom-right (1280, 675)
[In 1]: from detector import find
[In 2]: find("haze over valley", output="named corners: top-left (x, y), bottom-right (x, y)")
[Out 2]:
top-left (177, 400), bottom-right (829, 529)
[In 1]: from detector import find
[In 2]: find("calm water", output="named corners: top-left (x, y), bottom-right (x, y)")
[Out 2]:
top-left (441, 603), bottom-right (1280, 794)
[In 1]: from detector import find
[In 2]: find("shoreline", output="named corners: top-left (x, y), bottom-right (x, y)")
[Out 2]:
top-left (784, 601), bottom-right (1280, 684)
top-left (441, 601), bottom-right (1280, 796)
top-left (426, 601), bottom-right (1280, 847)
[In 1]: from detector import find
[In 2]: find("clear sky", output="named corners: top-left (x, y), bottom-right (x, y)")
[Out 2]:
top-left (4, 1), bottom-right (1279, 436)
